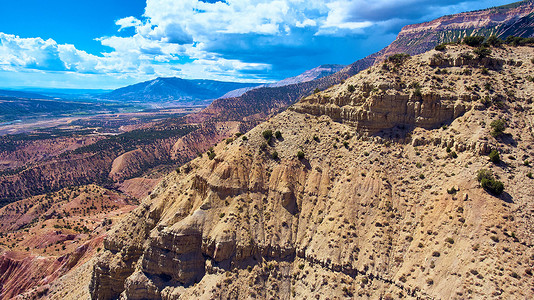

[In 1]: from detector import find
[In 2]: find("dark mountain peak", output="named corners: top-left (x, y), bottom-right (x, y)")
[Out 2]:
top-left (103, 77), bottom-right (260, 105)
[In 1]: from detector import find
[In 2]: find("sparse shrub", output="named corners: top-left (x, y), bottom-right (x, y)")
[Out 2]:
top-left (524, 160), bottom-right (531, 166)
top-left (208, 151), bottom-right (216, 160)
top-left (446, 237), bottom-right (455, 244)
top-left (272, 151), bottom-right (279, 160)
top-left (419, 174), bottom-right (425, 179)
top-left (505, 35), bottom-right (534, 46)
top-left (434, 43), bottom-right (446, 51)
top-left (347, 84), bottom-right (355, 92)
top-left (262, 130), bottom-right (273, 140)
top-left (432, 251), bottom-right (440, 257)
top-left (490, 235), bottom-right (499, 243)
top-left (481, 67), bottom-right (489, 75)
top-left (460, 52), bottom-right (475, 60)
top-left (313, 135), bottom-right (319, 142)
top-left (387, 53), bottom-right (411, 66)
top-left (511, 271), bottom-right (520, 279)
top-left (489, 150), bottom-right (500, 164)
top-left (343, 141), bottom-right (349, 148)
top-left (477, 169), bottom-right (504, 195)
top-left (274, 130), bottom-right (282, 139)
top-left (235, 132), bottom-right (242, 137)
top-left (464, 36), bottom-right (485, 47)
top-left (527, 172), bottom-right (533, 179)
top-left (413, 87), bottom-right (422, 98)
top-left (314, 88), bottom-right (320, 94)
top-left (426, 278), bottom-right (434, 285)
top-left (490, 119), bottom-right (506, 137)
top-left (242, 135), bottom-right (248, 141)
top-left (462, 68), bottom-right (472, 75)
top-left (297, 151), bottom-right (305, 160)
top-left (448, 151), bottom-right (458, 159)
top-left (219, 213), bottom-right (225, 218)
top-left (416, 162), bottom-right (422, 168)
top-left (447, 187), bottom-right (458, 194)
top-left (486, 35), bottom-right (503, 47)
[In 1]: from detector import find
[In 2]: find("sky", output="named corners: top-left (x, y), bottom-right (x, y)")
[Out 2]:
top-left (0, 0), bottom-right (518, 90)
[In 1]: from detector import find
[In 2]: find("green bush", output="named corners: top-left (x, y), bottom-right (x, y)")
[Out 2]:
top-left (272, 151), bottom-right (279, 160)
top-left (477, 169), bottom-right (504, 195)
top-left (434, 44), bottom-right (446, 51)
top-left (242, 135), bottom-right (248, 141)
top-left (413, 87), bottom-right (422, 98)
top-left (464, 36), bottom-right (485, 47)
top-left (474, 46), bottom-right (491, 59)
top-left (387, 53), bottom-right (411, 65)
top-left (490, 119), bottom-right (506, 137)
top-left (274, 130), bottom-right (282, 139)
top-left (314, 88), bottom-right (320, 94)
top-left (489, 150), bottom-right (500, 164)
top-left (505, 36), bottom-right (534, 46)
top-left (208, 152), bottom-right (216, 160)
top-left (262, 130), bottom-right (273, 140)
top-left (486, 35), bottom-right (503, 47)
top-left (297, 151), bottom-right (305, 160)
top-left (347, 84), bottom-right (355, 92)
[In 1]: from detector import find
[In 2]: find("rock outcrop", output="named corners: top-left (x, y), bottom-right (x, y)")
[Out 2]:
top-left (86, 45), bottom-right (534, 299)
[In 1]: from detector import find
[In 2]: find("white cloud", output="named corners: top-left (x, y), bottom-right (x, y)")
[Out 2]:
top-left (115, 16), bottom-right (143, 32)
top-left (296, 19), bottom-right (317, 28)
top-left (0, 0), bottom-right (518, 89)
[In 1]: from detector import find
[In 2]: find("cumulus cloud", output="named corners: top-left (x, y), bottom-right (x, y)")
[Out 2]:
top-left (0, 0), bottom-right (517, 88)
top-left (116, 16), bottom-right (143, 32)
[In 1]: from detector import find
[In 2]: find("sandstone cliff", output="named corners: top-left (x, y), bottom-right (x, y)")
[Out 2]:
top-left (82, 45), bottom-right (534, 299)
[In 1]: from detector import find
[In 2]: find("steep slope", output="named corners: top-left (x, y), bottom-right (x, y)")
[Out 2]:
top-left (103, 77), bottom-right (259, 104)
top-left (85, 45), bottom-right (534, 299)
top-left (374, 0), bottom-right (534, 60)
top-left (4, 1), bottom-right (532, 206)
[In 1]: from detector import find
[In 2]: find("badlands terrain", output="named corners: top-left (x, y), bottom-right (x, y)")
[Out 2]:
top-left (71, 44), bottom-right (534, 299)
top-left (0, 1), bottom-right (533, 298)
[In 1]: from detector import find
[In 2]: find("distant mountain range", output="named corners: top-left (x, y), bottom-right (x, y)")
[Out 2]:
top-left (101, 64), bottom-right (345, 105)
top-left (101, 77), bottom-right (259, 105)
top-left (0, 89), bottom-right (51, 100)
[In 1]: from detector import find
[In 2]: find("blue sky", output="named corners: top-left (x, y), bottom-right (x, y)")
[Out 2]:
top-left (0, 0), bottom-right (518, 89)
